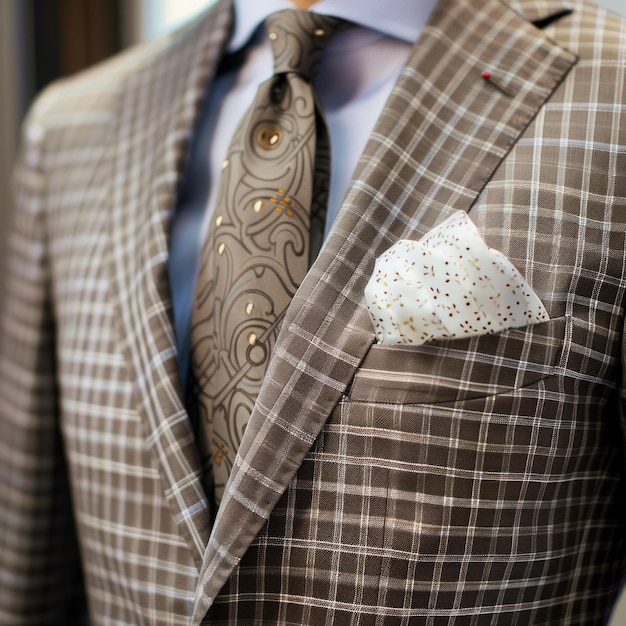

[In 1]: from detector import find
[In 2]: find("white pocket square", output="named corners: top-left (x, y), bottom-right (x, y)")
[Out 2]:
top-left (365, 211), bottom-right (549, 345)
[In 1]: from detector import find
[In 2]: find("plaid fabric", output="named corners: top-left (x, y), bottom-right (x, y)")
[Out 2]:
top-left (1, 0), bottom-right (626, 624)
top-left (0, 2), bottom-right (233, 623)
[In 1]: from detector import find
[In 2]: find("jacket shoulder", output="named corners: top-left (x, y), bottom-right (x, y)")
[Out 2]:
top-left (26, 35), bottom-right (173, 133)
top-left (509, 0), bottom-right (626, 59)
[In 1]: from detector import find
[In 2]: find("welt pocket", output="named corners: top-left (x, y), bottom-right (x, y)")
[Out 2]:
top-left (347, 317), bottom-right (567, 405)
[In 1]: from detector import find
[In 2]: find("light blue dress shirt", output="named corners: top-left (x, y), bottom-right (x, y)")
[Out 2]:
top-left (169, 0), bottom-right (437, 388)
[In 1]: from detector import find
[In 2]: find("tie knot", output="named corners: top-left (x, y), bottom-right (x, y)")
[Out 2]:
top-left (265, 10), bottom-right (345, 79)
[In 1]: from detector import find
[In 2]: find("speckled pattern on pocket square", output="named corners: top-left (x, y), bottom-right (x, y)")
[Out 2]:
top-left (365, 211), bottom-right (549, 345)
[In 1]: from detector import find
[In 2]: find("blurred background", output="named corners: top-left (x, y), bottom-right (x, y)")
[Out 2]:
top-left (0, 0), bottom-right (625, 623)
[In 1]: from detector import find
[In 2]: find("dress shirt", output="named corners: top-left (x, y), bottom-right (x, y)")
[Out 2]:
top-left (169, 0), bottom-right (438, 388)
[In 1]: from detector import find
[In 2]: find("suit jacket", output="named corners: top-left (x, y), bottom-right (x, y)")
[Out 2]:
top-left (1, 0), bottom-right (625, 623)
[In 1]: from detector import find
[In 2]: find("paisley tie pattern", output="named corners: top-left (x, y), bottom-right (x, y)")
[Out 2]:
top-left (190, 10), bottom-right (345, 504)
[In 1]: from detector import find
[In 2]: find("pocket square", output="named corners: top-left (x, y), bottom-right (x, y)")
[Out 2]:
top-left (365, 211), bottom-right (549, 345)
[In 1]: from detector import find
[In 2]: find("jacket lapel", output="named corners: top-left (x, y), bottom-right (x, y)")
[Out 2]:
top-left (109, 0), bottom-right (233, 569)
top-left (193, 0), bottom-right (576, 617)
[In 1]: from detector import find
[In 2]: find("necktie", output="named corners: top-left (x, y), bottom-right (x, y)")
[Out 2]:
top-left (190, 10), bottom-right (345, 504)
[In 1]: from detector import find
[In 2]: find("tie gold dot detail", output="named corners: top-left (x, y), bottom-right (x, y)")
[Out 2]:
top-left (190, 10), bottom-right (347, 505)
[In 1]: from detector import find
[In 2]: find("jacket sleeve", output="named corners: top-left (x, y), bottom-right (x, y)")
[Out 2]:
top-left (0, 92), bottom-right (87, 625)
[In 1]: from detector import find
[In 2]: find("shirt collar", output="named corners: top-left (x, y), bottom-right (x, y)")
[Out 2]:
top-left (229, 0), bottom-right (437, 51)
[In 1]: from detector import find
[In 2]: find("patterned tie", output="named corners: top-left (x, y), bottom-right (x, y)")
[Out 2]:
top-left (190, 10), bottom-right (345, 504)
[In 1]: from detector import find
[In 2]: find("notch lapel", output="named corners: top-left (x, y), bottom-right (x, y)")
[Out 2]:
top-left (109, 0), bottom-right (233, 569)
top-left (193, 0), bottom-right (576, 616)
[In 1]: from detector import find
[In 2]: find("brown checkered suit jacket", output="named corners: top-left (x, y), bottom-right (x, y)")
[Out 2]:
top-left (1, 0), bottom-right (626, 623)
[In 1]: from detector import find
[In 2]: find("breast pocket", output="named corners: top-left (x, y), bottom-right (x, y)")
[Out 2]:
top-left (347, 317), bottom-right (567, 405)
